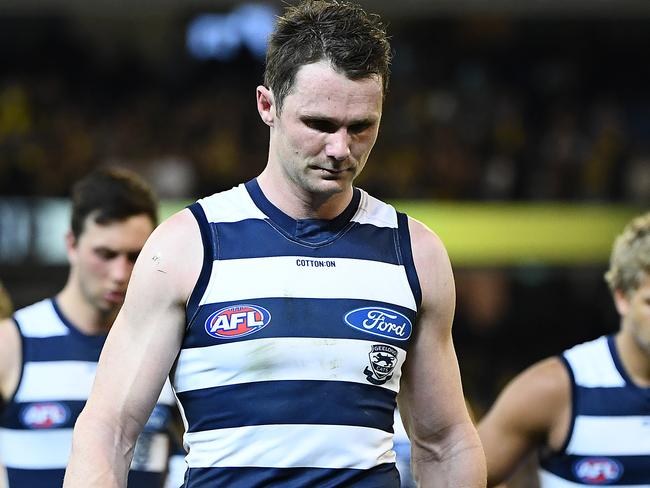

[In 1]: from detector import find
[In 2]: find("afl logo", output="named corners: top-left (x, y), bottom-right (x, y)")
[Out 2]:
top-left (344, 307), bottom-right (412, 341)
top-left (20, 402), bottom-right (69, 429)
top-left (205, 304), bottom-right (271, 339)
top-left (573, 457), bottom-right (623, 484)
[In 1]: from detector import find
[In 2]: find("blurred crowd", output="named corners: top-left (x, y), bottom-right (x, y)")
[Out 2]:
top-left (0, 14), bottom-right (647, 416)
top-left (1, 16), bottom-right (649, 202)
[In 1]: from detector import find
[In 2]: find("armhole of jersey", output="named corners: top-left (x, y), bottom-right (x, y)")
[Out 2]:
top-left (185, 203), bottom-right (214, 328)
top-left (555, 354), bottom-right (577, 455)
top-left (3, 317), bottom-right (26, 407)
top-left (396, 211), bottom-right (422, 310)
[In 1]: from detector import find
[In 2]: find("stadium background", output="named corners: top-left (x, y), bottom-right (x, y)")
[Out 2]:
top-left (0, 0), bottom-right (648, 438)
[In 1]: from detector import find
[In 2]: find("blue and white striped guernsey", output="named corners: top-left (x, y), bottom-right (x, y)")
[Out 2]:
top-left (539, 335), bottom-right (650, 487)
top-left (175, 179), bottom-right (422, 487)
top-left (0, 298), bottom-right (178, 488)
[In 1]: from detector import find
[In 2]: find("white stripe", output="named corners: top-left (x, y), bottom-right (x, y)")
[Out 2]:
top-left (174, 337), bottom-right (405, 394)
top-left (15, 300), bottom-right (69, 338)
top-left (538, 469), bottom-right (650, 488)
top-left (0, 428), bottom-right (72, 468)
top-left (567, 415), bottom-right (650, 455)
top-left (16, 361), bottom-right (97, 402)
top-left (158, 379), bottom-right (176, 405)
top-left (199, 256), bottom-right (416, 311)
top-left (565, 337), bottom-right (625, 388)
top-left (130, 433), bottom-right (169, 472)
top-left (352, 191), bottom-right (398, 228)
top-left (164, 454), bottom-right (188, 488)
top-left (0, 428), bottom-right (168, 472)
top-left (185, 424), bottom-right (395, 469)
top-left (198, 185), bottom-right (267, 224)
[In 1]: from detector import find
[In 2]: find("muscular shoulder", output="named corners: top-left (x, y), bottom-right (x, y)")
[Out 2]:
top-left (407, 217), bottom-right (449, 268)
top-left (0, 317), bottom-right (21, 401)
top-left (407, 217), bottom-right (455, 322)
top-left (128, 208), bottom-right (203, 305)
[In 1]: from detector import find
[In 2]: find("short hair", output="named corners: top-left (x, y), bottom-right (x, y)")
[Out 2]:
top-left (604, 212), bottom-right (650, 295)
top-left (264, 0), bottom-right (392, 114)
top-left (70, 167), bottom-right (158, 239)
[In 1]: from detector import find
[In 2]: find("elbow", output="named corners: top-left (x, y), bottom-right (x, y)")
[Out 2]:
top-left (410, 422), bottom-right (487, 485)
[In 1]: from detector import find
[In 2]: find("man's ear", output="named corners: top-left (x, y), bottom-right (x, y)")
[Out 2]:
top-left (256, 85), bottom-right (275, 127)
top-left (613, 288), bottom-right (630, 316)
top-left (65, 230), bottom-right (78, 264)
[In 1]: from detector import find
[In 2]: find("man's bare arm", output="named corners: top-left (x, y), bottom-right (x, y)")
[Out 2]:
top-left (0, 318), bottom-right (20, 404)
top-left (0, 318), bottom-right (21, 488)
top-left (398, 218), bottom-right (486, 487)
top-left (478, 357), bottom-right (570, 487)
top-left (64, 209), bottom-right (203, 487)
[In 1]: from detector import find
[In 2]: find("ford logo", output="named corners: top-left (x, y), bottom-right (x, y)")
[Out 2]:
top-left (344, 307), bottom-right (412, 341)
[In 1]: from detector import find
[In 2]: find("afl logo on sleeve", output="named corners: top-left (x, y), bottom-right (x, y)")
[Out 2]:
top-left (205, 304), bottom-right (271, 339)
top-left (344, 307), bottom-right (412, 341)
top-left (573, 458), bottom-right (623, 484)
top-left (20, 402), bottom-right (70, 429)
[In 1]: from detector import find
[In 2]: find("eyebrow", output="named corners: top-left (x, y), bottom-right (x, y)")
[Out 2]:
top-left (300, 114), bottom-right (378, 127)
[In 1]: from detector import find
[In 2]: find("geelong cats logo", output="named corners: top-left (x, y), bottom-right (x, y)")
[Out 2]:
top-left (364, 344), bottom-right (398, 385)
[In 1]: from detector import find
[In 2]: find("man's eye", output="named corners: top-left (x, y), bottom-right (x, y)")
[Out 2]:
top-left (305, 120), bottom-right (336, 133)
top-left (349, 123), bottom-right (371, 134)
top-left (127, 251), bottom-right (140, 264)
top-left (95, 249), bottom-right (118, 260)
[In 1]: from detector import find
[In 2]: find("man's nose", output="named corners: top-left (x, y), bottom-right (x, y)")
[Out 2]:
top-left (325, 128), bottom-right (351, 161)
top-left (109, 254), bottom-right (133, 284)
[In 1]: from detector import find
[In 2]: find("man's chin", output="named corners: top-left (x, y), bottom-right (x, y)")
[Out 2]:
top-left (96, 298), bottom-right (123, 315)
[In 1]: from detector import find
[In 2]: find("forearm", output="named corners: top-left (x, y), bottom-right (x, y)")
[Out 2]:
top-left (411, 422), bottom-right (487, 488)
top-left (64, 410), bottom-right (135, 488)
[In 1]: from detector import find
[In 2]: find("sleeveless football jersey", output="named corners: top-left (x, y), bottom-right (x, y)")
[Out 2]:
top-left (539, 335), bottom-right (650, 487)
top-left (0, 298), bottom-right (177, 488)
top-left (174, 179), bottom-right (422, 487)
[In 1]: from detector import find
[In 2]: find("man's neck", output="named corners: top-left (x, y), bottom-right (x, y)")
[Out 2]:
top-left (256, 170), bottom-right (353, 221)
top-left (56, 285), bottom-right (115, 335)
top-left (615, 331), bottom-right (650, 387)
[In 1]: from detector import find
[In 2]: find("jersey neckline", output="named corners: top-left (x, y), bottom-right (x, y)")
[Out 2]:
top-left (607, 334), bottom-right (650, 395)
top-left (50, 297), bottom-right (108, 345)
top-left (244, 178), bottom-right (361, 245)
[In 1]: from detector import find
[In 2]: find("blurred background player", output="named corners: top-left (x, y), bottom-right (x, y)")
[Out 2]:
top-left (0, 168), bottom-right (182, 488)
top-left (478, 211), bottom-right (650, 487)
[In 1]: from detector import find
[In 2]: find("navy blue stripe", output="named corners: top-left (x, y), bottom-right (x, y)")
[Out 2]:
top-left (185, 463), bottom-right (400, 488)
top-left (541, 454), bottom-right (650, 485)
top-left (127, 470), bottom-right (166, 488)
top-left (575, 386), bottom-right (649, 415)
top-left (2, 401), bottom-right (172, 432)
top-left (7, 468), bottom-right (65, 488)
top-left (1, 400), bottom-right (86, 429)
top-left (184, 297), bottom-right (416, 349)
top-left (212, 219), bottom-right (400, 263)
top-left (186, 203), bottom-right (215, 325)
top-left (396, 211), bottom-right (422, 310)
top-left (6, 468), bottom-right (166, 488)
top-left (21, 335), bottom-right (104, 362)
top-left (178, 380), bottom-right (396, 433)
